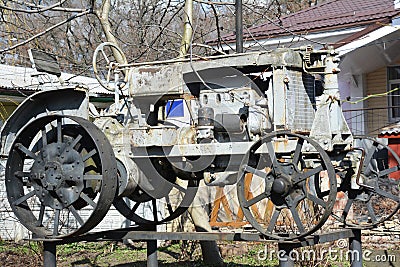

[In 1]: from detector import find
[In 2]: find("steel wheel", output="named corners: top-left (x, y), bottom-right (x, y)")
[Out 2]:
top-left (113, 160), bottom-right (198, 225)
top-left (237, 131), bottom-right (337, 240)
top-left (339, 136), bottom-right (400, 227)
top-left (6, 115), bottom-right (117, 238)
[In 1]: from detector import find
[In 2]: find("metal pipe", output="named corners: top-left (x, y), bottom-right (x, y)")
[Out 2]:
top-left (235, 0), bottom-right (243, 53)
top-left (179, 0), bottom-right (193, 57)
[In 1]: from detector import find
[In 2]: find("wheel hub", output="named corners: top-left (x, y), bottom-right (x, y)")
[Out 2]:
top-left (272, 177), bottom-right (290, 195)
top-left (42, 161), bottom-right (63, 190)
top-left (31, 142), bottom-right (85, 209)
top-left (271, 165), bottom-right (295, 196)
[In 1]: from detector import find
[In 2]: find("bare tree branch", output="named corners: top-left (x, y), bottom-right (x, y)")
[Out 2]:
top-left (210, 4), bottom-right (223, 50)
top-left (193, 0), bottom-right (234, 5)
top-left (94, 0), bottom-right (127, 65)
top-left (0, 9), bottom-right (91, 53)
top-left (1, 0), bottom-right (87, 13)
top-left (0, 0), bottom-right (67, 13)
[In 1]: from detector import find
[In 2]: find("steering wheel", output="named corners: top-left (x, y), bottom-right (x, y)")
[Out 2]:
top-left (93, 42), bottom-right (128, 92)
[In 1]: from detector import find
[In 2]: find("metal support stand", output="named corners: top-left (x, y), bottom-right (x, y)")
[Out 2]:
top-left (349, 229), bottom-right (362, 267)
top-left (147, 239), bottom-right (158, 267)
top-left (147, 225), bottom-right (158, 267)
top-left (35, 228), bottom-right (358, 267)
top-left (43, 241), bottom-right (57, 267)
top-left (278, 243), bottom-right (294, 267)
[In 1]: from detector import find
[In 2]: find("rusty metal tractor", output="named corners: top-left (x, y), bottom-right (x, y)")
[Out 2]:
top-left (2, 43), bottom-right (399, 241)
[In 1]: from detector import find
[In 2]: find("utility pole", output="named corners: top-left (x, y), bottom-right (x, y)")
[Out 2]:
top-left (235, 0), bottom-right (243, 53)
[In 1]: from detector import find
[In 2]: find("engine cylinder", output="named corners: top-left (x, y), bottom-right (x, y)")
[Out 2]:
top-left (198, 107), bottom-right (214, 126)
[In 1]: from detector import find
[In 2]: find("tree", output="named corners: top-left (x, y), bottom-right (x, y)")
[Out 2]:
top-left (0, 0), bottom-right (324, 71)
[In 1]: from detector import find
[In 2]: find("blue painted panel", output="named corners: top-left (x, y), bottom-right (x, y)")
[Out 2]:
top-left (166, 99), bottom-right (184, 117)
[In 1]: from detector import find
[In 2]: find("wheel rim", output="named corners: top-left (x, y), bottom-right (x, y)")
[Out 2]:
top-left (6, 115), bottom-right (117, 238)
top-left (237, 131), bottom-right (337, 240)
top-left (114, 180), bottom-right (198, 225)
top-left (113, 161), bottom-right (198, 225)
top-left (340, 136), bottom-right (400, 227)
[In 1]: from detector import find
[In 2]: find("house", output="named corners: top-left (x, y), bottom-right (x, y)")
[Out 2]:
top-left (213, 0), bottom-right (400, 136)
top-left (0, 63), bottom-right (116, 121)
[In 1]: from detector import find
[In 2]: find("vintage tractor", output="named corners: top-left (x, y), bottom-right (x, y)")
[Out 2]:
top-left (2, 44), bottom-right (399, 240)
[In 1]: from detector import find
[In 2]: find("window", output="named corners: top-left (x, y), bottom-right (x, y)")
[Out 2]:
top-left (165, 99), bottom-right (184, 118)
top-left (388, 66), bottom-right (400, 121)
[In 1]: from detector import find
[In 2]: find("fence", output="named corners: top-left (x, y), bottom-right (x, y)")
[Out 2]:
top-left (343, 106), bottom-right (400, 136)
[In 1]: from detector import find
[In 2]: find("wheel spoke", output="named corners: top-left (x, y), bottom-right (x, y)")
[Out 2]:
top-left (127, 201), bottom-right (141, 218)
top-left (267, 209), bottom-right (280, 233)
top-left (290, 206), bottom-right (305, 233)
top-left (101, 50), bottom-right (110, 64)
top-left (36, 204), bottom-right (45, 227)
top-left (152, 199), bottom-right (158, 222)
top-left (53, 209), bottom-right (60, 236)
top-left (14, 171), bottom-right (31, 178)
top-left (366, 201), bottom-right (378, 224)
top-left (83, 174), bottom-right (102, 180)
top-left (12, 190), bottom-right (36, 206)
top-left (57, 118), bottom-right (62, 144)
top-left (172, 183), bottom-right (186, 193)
top-left (306, 192), bottom-right (327, 208)
top-left (15, 143), bottom-right (37, 159)
top-left (362, 144), bottom-right (377, 175)
top-left (266, 141), bottom-right (282, 173)
top-left (371, 187), bottom-right (400, 202)
top-left (294, 165), bottom-right (324, 184)
top-left (82, 149), bottom-right (97, 162)
top-left (41, 129), bottom-right (47, 147)
top-left (80, 192), bottom-right (97, 208)
top-left (68, 206), bottom-right (84, 226)
top-left (165, 196), bottom-right (174, 215)
top-left (341, 198), bottom-right (354, 221)
top-left (69, 134), bottom-right (82, 149)
top-left (292, 138), bottom-right (304, 165)
top-left (243, 192), bottom-right (268, 208)
top-left (243, 165), bottom-right (268, 179)
top-left (378, 166), bottom-right (399, 178)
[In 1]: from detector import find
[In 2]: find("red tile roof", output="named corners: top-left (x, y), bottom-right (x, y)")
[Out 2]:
top-left (219, 0), bottom-right (400, 43)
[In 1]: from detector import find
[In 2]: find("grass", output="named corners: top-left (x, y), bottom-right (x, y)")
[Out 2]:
top-left (0, 239), bottom-right (390, 266)
top-left (0, 240), bottom-right (273, 266)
